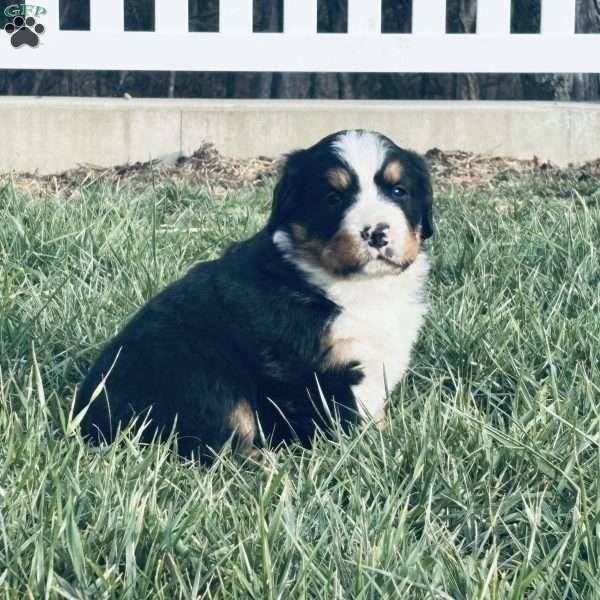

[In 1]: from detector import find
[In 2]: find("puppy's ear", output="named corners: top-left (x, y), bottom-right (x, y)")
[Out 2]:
top-left (267, 150), bottom-right (306, 231)
top-left (410, 152), bottom-right (434, 240)
top-left (420, 183), bottom-right (433, 240)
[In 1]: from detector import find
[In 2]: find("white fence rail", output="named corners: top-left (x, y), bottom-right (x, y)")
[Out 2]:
top-left (1, 0), bottom-right (599, 72)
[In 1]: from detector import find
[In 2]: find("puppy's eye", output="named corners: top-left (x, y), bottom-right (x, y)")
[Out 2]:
top-left (391, 185), bottom-right (407, 199)
top-left (326, 192), bottom-right (342, 206)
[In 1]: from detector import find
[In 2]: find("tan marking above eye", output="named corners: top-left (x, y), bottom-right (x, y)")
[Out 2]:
top-left (325, 167), bottom-right (352, 191)
top-left (383, 161), bottom-right (404, 184)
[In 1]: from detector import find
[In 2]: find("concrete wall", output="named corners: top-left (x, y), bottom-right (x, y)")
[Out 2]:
top-left (1, 98), bottom-right (599, 174)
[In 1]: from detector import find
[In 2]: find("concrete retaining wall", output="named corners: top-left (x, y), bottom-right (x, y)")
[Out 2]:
top-left (1, 98), bottom-right (599, 174)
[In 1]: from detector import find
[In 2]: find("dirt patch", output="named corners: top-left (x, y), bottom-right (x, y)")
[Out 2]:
top-left (0, 143), bottom-right (279, 198)
top-left (425, 148), bottom-right (599, 192)
top-left (2, 143), bottom-right (599, 197)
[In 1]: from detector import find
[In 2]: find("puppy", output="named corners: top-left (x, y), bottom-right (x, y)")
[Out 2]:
top-left (76, 129), bottom-right (433, 461)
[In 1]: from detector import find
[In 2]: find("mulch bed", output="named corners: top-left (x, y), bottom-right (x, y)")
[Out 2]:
top-left (3, 142), bottom-right (600, 197)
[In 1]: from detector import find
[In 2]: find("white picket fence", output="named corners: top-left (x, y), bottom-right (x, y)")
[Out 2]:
top-left (1, 0), bottom-right (599, 72)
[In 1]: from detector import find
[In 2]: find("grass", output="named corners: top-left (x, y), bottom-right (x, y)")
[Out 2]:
top-left (0, 172), bottom-right (599, 599)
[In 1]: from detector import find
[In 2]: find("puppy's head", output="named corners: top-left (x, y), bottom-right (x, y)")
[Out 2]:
top-left (269, 129), bottom-right (433, 279)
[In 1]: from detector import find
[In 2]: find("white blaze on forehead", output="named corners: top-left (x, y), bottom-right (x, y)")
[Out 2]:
top-left (332, 130), bottom-right (389, 189)
top-left (332, 130), bottom-right (408, 241)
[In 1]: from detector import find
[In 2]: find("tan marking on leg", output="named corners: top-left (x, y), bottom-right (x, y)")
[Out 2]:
top-left (321, 335), bottom-right (356, 370)
top-left (229, 399), bottom-right (257, 458)
top-left (373, 406), bottom-right (386, 430)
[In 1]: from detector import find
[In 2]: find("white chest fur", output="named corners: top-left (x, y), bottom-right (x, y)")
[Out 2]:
top-left (324, 254), bottom-right (430, 423)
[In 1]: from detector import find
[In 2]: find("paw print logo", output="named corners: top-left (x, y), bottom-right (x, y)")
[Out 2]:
top-left (4, 16), bottom-right (45, 48)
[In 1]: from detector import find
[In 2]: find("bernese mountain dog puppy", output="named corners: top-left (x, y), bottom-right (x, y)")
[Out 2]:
top-left (76, 129), bottom-right (433, 461)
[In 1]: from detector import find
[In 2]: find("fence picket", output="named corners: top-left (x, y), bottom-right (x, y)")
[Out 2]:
top-left (541, 0), bottom-right (577, 34)
top-left (477, 0), bottom-right (511, 35)
top-left (38, 0), bottom-right (60, 33)
top-left (220, 0), bottom-right (253, 33)
top-left (348, 0), bottom-right (381, 34)
top-left (90, 0), bottom-right (124, 33)
top-left (155, 0), bottom-right (189, 34)
top-left (412, 0), bottom-right (446, 34)
top-left (283, 0), bottom-right (318, 34)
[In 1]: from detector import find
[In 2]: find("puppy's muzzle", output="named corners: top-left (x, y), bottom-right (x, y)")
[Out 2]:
top-left (361, 223), bottom-right (390, 250)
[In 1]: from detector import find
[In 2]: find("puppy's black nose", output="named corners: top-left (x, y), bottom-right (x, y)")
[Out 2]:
top-left (369, 223), bottom-right (390, 249)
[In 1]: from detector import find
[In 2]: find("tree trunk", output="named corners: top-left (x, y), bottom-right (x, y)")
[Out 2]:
top-left (456, 0), bottom-right (480, 99)
top-left (577, 0), bottom-right (600, 32)
top-left (574, 0), bottom-right (600, 99)
top-left (168, 72), bottom-right (176, 98)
